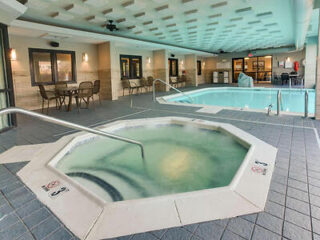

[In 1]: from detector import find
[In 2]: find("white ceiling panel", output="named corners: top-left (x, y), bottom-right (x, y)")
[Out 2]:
top-left (16, 0), bottom-right (315, 53)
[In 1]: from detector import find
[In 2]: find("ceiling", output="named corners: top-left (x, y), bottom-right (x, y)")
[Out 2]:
top-left (15, 0), bottom-right (316, 53)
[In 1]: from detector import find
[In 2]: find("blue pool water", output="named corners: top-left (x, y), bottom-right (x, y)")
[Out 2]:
top-left (166, 88), bottom-right (316, 114)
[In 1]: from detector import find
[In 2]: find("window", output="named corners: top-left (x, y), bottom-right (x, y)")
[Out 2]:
top-left (197, 60), bottom-right (202, 76)
top-left (120, 55), bottom-right (142, 79)
top-left (169, 58), bottom-right (178, 77)
top-left (29, 48), bottom-right (76, 86)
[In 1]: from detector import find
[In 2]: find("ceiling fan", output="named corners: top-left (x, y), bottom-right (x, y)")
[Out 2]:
top-left (105, 20), bottom-right (119, 32)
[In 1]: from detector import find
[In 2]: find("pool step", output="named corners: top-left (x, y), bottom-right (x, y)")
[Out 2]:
top-left (0, 143), bottom-right (51, 164)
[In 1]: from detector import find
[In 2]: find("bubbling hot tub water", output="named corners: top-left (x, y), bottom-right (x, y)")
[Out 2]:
top-left (55, 124), bottom-right (248, 202)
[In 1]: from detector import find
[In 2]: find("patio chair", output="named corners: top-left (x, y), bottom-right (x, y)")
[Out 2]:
top-left (55, 82), bottom-right (68, 109)
top-left (74, 81), bottom-right (94, 112)
top-left (147, 76), bottom-right (154, 91)
top-left (169, 77), bottom-right (178, 87)
top-left (177, 75), bottom-right (187, 87)
top-left (93, 80), bottom-right (101, 104)
top-left (38, 85), bottom-right (60, 114)
top-left (140, 77), bottom-right (149, 92)
top-left (121, 79), bottom-right (140, 96)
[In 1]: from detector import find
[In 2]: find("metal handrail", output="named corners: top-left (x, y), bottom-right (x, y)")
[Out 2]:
top-left (305, 90), bottom-right (309, 118)
top-left (0, 107), bottom-right (146, 166)
top-left (277, 90), bottom-right (281, 116)
top-left (152, 79), bottom-right (194, 103)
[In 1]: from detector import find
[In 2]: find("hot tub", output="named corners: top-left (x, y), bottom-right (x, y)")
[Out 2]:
top-left (17, 117), bottom-right (277, 239)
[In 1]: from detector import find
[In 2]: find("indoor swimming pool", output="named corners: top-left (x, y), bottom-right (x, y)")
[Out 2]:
top-left (162, 87), bottom-right (316, 114)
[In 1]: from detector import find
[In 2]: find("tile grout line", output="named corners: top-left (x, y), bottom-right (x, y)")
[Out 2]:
top-left (304, 129), bottom-right (315, 240)
top-left (280, 126), bottom-right (293, 239)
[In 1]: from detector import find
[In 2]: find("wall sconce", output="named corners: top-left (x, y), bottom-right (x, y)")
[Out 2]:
top-left (202, 62), bottom-right (206, 68)
top-left (286, 57), bottom-right (291, 62)
top-left (147, 57), bottom-right (151, 64)
top-left (181, 60), bottom-right (184, 65)
top-left (83, 53), bottom-right (88, 62)
top-left (9, 48), bottom-right (16, 61)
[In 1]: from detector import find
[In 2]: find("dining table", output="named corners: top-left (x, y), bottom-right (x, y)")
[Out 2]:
top-left (56, 86), bottom-right (79, 112)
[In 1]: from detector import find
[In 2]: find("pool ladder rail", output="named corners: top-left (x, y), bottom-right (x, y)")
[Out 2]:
top-left (152, 79), bottom-right (194, 104)
top-left (0, 107), bottom-right (146, 167)
top-left (267, 89), bottom-right (309, 117)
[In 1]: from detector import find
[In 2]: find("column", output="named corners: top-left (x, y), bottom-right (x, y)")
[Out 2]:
top-left (153, 49), bottom-right (169, 91)
top-left (98, 42), bottom-right (118, 100)
top-left (315, 16), bottom-right (320, 120)
top-left (305, 37), bottom-right (317, 88)
top-left (185, 54), bottom-right (197, 86)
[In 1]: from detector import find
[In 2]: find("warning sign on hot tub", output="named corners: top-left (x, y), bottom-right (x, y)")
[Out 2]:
top-left (251, 160), bottom-right (268, 176)
top-left (42, 180), bottom-right (69, 199)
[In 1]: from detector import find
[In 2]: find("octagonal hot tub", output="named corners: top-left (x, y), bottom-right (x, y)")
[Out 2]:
top-left (17, 117), bottom-right (277, 239)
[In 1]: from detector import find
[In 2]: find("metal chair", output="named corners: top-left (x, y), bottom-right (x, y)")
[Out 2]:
top-left (281, 73), bottom-right (289, 85)
top-left (74, 81), bottom-right (94, 112)
top-left (140, 77), bottom-right (149, 92)
top-left (55, 82), bottom-right (68, 109)
top-left (38, 85), bottom-right (60, 114)
top-left (121, 79), bottom-right (141, 96)
top-left (147, 76), bottom-right (154, 91)
top-left (93, 80), bottom-right (101, 104)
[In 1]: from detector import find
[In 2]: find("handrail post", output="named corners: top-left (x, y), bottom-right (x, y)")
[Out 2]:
top-left (277, 90), bottom-right (281, 116)
top-left (0, 107), bottom-right (146, 167)
top-left (152, 80), bottom-right (156, 102)
top-left (305, 90), bottom-right (308, 118)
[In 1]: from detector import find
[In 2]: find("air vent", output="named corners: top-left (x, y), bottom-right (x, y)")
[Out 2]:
top-left (166, 23), bottom-right (176, 28)
top-left (257, 12), bottom-right (273, 18)
top-left (156, 5), bottom-right (169, 11)
top-left (209, 14), bottom-right (222, 19)
top-left (230, 17), bottom-right (243, 22)
top-left (162, 15), bottom-right (173, 20)
top-left (211, 1), bottom-right (227, 8)
top-left (248, 20), bottom-right (261, 25)
top-left (184, 9), bottom-right (197, 15)
top-left (235, 7), bottom-right (253, 15)
top-left (186, 19), bottom-right (197, 23)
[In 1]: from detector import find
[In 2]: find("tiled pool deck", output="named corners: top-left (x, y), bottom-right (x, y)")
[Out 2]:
top-left (1, 85), bottom-right (320, 240)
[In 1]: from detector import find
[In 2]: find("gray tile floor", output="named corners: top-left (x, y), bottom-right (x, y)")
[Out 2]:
top-left (1, 85), bottom-right (320, 240)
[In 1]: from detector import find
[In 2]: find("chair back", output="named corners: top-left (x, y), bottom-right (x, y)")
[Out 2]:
top-left (78, 81), bottom-right (93, 97)
top-left (55, 82), bottom-right (67, 89)
top-left (140, 77), bottom-right (148, 87)
top-left (122, 79), bottom-right (130, 88)
top-left (180, 75), bottom-right (187, 82)
top-left (38, 85), bottom-right (48, 100)
top-left (93, 80), bottom-right (100, 94)
top-left (281, 73), bottom-right (289, 81)
top-left (147, 76), bottom-right (154, 86)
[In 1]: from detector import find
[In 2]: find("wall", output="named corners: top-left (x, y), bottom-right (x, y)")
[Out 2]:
top-left (203, 49), bottom-right (306, 84)
top-left (197, 57), bottom-right (205, 84)
top-left (9, 35), bottom-right (99, 110)
top-left (272, 49), bottom-right (305, 76)
top-left (113, 45), bottom-right (153, 98)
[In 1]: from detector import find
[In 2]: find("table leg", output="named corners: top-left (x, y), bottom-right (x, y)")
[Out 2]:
top-left (289, 78), bottom-right (291, 88)
top-left (67, 92), bottom-right (73, 112)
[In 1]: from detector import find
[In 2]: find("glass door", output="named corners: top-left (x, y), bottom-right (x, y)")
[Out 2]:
top-left (0, 24), bottom-right (14, 132)
top-left (232, 58), bottom-right (244, 83)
